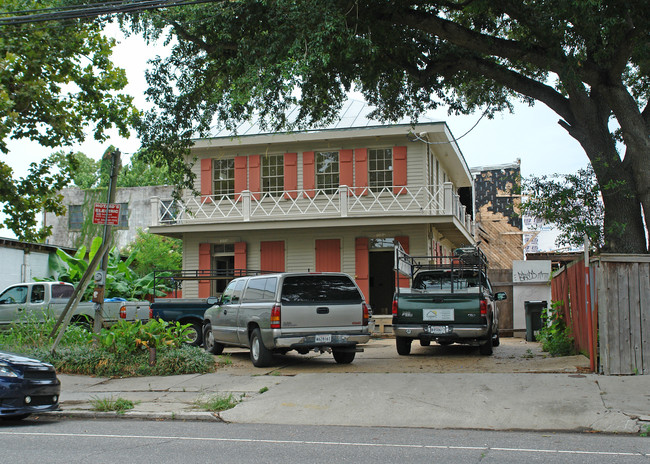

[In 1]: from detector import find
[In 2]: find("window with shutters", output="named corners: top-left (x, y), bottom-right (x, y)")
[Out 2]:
top-left (212, 158), bottom-right (235, 198)
top-left (262, 154), bottom-right (284, 196)
top-left (368, 148), bottom-right (393, 191)
top-left (315, 151), bottom-right (339, 193)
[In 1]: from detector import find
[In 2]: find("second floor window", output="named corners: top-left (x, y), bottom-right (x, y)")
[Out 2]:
top-left (213, 158), bottom-right (235, 198)
top-left (117, 203), bottom-right (129, 228)
top-left (68, 205), bottom-right (83, 230)
top-left (262, 154), bottom-right (284, 195)
top-left (316, 151), bottom-right (339, 194)
top-left (368, 148), bottom-right (393, 191)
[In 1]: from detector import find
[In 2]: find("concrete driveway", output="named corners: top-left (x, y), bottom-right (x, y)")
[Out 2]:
top-left (213, 337), bottom-right (591, 375)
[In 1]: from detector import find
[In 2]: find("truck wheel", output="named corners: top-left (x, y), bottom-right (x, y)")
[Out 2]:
top-left (249, 328), bottom-right (272, 367)
top-left (203, 323), bottom-right (224, 355)
top-left (332, 349), bottom-right (355, 364)
top-left (185, 322), bottom-right (203, 346)
top-left (479, 331), bottom-right (494, 355)
top-left (396, 336), bottom-right (412, 355)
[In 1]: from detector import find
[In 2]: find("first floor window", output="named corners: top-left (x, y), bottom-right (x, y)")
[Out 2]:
top-left (262, 154), bottom-right (284, 195)
top-left (316, 151), bottom-right (339, 193)
top-left (213, 158), bottom-right (235, 198)
top-left (368, 148), bottom-right (393, 191)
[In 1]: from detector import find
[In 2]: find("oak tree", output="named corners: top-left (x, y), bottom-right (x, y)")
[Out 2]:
top-left (128, 0), bottom-right (649, 253)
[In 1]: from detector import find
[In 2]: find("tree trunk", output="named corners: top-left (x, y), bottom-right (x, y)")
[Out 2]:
top-left (566, 108), bottom-right (648, 253)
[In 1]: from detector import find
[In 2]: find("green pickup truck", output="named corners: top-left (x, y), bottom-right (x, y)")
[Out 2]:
top-left (392, 246), bottom-right (507, 356)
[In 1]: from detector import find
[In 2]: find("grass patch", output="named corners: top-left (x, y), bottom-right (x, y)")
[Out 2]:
top-left (193, 393), bottom-right (240, 412)
top-left (258, 386), bottom-right (269, 394)
top-left (90, 396), bottom-right (135, 414)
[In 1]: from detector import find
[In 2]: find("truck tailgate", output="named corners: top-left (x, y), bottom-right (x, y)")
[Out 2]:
top-left (281, 302), bottom-right (363, 329)
top-left (397, 292), bottom-right (481, 325)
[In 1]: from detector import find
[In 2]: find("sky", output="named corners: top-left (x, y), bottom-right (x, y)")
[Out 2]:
top-left (2, 25), bottom-right (590, 246)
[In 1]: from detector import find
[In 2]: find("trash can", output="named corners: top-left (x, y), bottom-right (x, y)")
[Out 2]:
top-left (524, 300), bottom-right (546, 342)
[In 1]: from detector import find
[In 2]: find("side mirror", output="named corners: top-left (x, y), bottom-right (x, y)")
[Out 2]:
top-left (495, 292), bottom-right (507, 301)
top-left (206, 296), bottom-right (220, 305)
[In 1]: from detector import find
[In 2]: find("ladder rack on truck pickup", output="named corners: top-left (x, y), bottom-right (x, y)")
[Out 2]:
top-left (394, 243), bottom-right (490, 294)
top-left (153, 269), bottom-right (272, 298)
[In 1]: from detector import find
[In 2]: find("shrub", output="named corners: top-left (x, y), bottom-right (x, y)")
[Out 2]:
top-left (536, 304), bottom-right (576, 357)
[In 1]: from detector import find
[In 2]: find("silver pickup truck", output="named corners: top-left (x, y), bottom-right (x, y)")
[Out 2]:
top-left (0, 282), bottom-right (150, 329)
top-left (202, 272), bottom-right (371, 367)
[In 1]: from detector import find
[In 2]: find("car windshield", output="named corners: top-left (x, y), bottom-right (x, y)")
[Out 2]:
top-left (281, 275), bottom-right (362, 304)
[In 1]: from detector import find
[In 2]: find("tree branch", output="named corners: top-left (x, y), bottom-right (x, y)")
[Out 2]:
top-left (390, 6), bottom-right (603, 85)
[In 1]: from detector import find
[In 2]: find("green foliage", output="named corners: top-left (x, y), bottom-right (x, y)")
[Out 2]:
top-left (4, 316), bottom-right (215, 377)
top-left (192, 393), bottom-right (240, 412)
top-left (40, 236), bottom-right (173, 300)
top-left (122, 0), bottom-right (649, 253)
top-left (98, 319), bottom-right (193, 353)
top-left (0, 154), bottom-right (75, 242)
top-left (1, 1), bottom-right (137, 241)
top-left (521, 165), bottom-right (604, 250)
top-left (536, 303), bottom-right (576, 357)
top-left (0, 312), bottom-right (93, 351)
top-left (125, 229), bottom-right (182, 277)
top-left (90, 396), bottom-right (135, 413)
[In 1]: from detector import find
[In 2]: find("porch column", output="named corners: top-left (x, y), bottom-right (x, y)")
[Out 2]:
top-left (443, 182), bottom-right (453, 215)
top-left (241, 190), bottom-right (251, 221)
top-left (150, 197), bottom-right (160, 226)
top-left (340, 185), bottom-right (349, 217)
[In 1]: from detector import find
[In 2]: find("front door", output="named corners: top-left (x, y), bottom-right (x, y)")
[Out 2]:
top-left (369, 251), bottom-right (394, 315)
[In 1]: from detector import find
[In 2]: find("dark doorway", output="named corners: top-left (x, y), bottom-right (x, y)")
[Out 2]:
top-left (212, 255), bottom-right (235, 294)
top-left (369, 250), bottom-right (394, 315)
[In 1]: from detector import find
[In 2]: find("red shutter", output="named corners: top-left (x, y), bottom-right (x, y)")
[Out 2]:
top-left (315, 239), bottom-right (341, 272)
top-left (284, 153), bottom-right (298, 199)
top-left (340, 149), bottom-right (353, 193)
top-left (260, 241), bottom-right (285, 272)
top-left (234, 156), bottom-right (247, 201)
top-left (393, 146), bottom-right (407, 195)
top-left (234, 241), bottom-right (247, 272)
top-left (303, 151), bottom-right (315, 198)
top-left (355, 237), bottom-right (370, 302)
top-left (395, 236), bottom-right (410, 289)
top-left (201, 158), bottom-right (212, 199)
top-left (198, 243), bottom-right (211, 298)
top-left (354, 148), bottom-right (368, 196)
top-left (249, 155), bottom-right (261, 200)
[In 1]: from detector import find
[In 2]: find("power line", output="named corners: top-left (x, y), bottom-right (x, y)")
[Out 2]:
top-left (0, 0), bottom-right (217, 26)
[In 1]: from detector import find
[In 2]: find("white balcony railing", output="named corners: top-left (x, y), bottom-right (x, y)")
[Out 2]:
top-left (151, 182), bottom-right (473, 233)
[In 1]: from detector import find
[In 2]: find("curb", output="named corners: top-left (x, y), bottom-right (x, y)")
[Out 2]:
top-left (49, 409), bottom-right (223, 422)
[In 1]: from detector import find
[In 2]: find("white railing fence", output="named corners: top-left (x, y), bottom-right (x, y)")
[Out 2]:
top-left (151, 182), bottom-right (472, 231)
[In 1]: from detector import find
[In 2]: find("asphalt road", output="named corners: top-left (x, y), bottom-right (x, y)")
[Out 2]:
top-left (1, 418), bottom-right (649, 463)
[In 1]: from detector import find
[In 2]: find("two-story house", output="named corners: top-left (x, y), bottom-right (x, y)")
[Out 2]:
top-left (149, 106), bottom-right (475, 317)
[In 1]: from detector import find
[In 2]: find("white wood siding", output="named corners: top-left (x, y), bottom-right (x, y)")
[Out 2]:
top-left (179, 224), bottom-right (429, 298)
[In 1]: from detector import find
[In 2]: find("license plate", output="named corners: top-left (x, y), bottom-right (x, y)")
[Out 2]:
top-left (315, 334), bottom-right (332, 343)
top-left (426, 325), bottom-right (448, 335)
top-left (423, 309), bottom-right (454, 321)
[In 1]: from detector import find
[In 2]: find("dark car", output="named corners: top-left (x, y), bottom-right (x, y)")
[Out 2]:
top-left (0, 351), bottom-right (60, 420)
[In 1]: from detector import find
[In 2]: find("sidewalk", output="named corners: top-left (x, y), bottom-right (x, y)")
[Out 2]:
top-left (51, 338), bottom-right (650, 433)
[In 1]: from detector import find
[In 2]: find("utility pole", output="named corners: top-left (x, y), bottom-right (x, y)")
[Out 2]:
top-left (93, 149), bottom-right (121, 335)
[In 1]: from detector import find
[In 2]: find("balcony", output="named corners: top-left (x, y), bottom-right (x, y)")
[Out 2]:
top-left (151, 182), bottom-right (473, 241)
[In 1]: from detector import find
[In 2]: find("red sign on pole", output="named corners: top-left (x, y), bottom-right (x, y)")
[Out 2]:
top-left (93, 203), bottom-right (121, 226)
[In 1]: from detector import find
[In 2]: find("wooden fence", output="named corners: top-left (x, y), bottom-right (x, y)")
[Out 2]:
top-left (550, 258), bottom-right (595, 358)
top-left (596, 254), bottom-right (650, 375)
